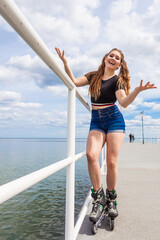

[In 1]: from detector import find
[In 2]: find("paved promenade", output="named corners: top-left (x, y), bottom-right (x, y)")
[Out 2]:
top-left (77, 143), bottom-right (160, 240)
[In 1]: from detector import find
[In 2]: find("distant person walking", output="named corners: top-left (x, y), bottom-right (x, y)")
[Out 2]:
top-left (55, 47), bottom-right (156, 223)
top-left (129, 133), bottom-right (135, 143)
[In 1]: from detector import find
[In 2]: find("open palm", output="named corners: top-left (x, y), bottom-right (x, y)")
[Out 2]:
top-left (55, 47), bottom-right (67, 64)
top-left (138, 80), bottom-right (157, 92)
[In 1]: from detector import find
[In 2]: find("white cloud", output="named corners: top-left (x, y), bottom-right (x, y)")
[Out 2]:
top-left (144, 0), bottom-right (160, 32)
top-left (47, 85), bottom-right (67, 96)
top-left (0, 90), bottom-right (42, 110)
top-left (76, 112), bottom-right (90, 126)
top-left (132, 97), bottom-right (143, 106)
top-left (47, 84), bottom-right (89, 101)
top-left (14, 0), bottom-right (100, 16)
top-left (23, 110), bottom-right (67, 128)
top-left (0, 66), bottom-right (20, 82)
top-left (153, 104), bottom-right (160, 111)
top-left (0, 107), bottom-right (11, 112)
top-left (0, 108), bottom-right (67, 129)
top-left (11, 0), bottom-right (101, 45)
top-left (0, 64), bottom-right (43, 85)
top-left (0, 91), bottom-right (21, 103)
top-left (104, 0), bottom-right (160, 54)
top-left (125, 114), bottom-right (160, 137)
top-left (68, 55), bottom-right (99, 74)
top-left (77, 86), bottom-right (90, 99)
top-left (125, 118), bottom-right (140, 126)
top-left (122, 104), bottom-right (137, 112)
top-left (14, 102), bottom-right (42, 108)
top-left (101, 0), bottom-right (159, 92)
top-left (143, 101), bottom-right (155, 108)
top-left (142, 101), bottom-right (160, 111)
top-left (7, 54), bottom-right (46, 70)
top-left (0, 55), bottom-right (53, 89)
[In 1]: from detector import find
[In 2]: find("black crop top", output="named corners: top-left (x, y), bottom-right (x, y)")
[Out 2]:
top-left (85, 71), bottom-right (125, 104)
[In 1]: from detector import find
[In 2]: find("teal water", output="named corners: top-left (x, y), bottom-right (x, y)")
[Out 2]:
top-left (0, 138), bottom-right (90, 240)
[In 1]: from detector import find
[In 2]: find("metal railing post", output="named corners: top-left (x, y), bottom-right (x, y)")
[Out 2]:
top-left (101, 147), bottom-right (104, 174)
top-left (101, 144), bottom-right (106, 174)
top-left (65, 88), bottom-right (76, 240)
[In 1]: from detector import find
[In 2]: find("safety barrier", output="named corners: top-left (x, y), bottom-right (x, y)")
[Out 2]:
top-left (0, 1), bottom-right (106, 239)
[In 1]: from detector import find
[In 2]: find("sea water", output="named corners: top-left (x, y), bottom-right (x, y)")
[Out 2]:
top-left (0, 138), bottom-right (90, 240)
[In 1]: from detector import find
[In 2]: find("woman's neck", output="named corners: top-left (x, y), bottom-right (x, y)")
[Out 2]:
top-left (102, 68), bottom-right (115, 80)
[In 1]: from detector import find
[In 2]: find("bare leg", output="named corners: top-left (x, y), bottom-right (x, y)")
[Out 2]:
top-left (106, 132), bottom-right (125, 191)
top-left (86, 130), bottom-right (106, 191)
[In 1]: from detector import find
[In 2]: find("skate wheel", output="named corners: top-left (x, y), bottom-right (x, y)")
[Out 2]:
top-left (91, 223), bottom-right (98, 235)
top-left (109, 218), bottom-right (114, 231)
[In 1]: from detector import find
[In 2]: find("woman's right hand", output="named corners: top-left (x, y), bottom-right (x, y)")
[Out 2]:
top-left (55, 47), bottom-right (88, 87)
top-left (55, 47), bottom-right (67, 65)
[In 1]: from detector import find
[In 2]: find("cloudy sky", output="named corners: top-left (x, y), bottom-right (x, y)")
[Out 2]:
top-left (0, 0), bottom-right (160, 139)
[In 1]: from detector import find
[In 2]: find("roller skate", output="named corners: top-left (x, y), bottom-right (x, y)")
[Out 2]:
top-left (90, 187), bottom-right (106, 234)
top-left (91, 188), bottom-right (117, 234)
top-left (89, 187), bottom-right (106, 223)
top-left (106, 189), bottom-right (118, 219)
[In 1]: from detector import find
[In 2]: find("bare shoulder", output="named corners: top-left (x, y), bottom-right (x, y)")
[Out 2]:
top-left (75, 71), bottom-right (97, 87)
top-left (76, 75), bottom-right (89, 87)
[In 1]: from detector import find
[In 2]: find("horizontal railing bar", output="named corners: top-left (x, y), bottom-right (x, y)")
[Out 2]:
top-left (0, 0), bottom-right (91, 112)
top-left (0, 151), bottom-right (86, 205)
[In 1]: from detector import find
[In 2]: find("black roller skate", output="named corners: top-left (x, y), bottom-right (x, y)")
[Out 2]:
top-left (90, 187), bottom-right (106, 234)
top-left (91, 188), bottom-right (117, 234)
top-left (98, 189), bottom-right (117, 232)
top-left (106, 189), bottom-right (118, 219)
top-left (89, 187), bottom-right (106, 223)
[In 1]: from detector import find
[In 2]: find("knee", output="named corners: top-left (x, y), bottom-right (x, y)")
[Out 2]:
top-left (107, 159), bottom-right (117, 171)
top-left (86, 151), bottom-right (97, 164)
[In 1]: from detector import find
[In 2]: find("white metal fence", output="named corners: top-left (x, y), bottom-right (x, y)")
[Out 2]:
top-left (125, 137), bottom-right (160, 143)
top-left (0, 1), bottom-right (100, 239)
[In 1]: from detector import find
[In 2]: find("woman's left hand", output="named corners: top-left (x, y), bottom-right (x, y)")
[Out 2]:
top-left (137, 80), bottom-right (157, 92)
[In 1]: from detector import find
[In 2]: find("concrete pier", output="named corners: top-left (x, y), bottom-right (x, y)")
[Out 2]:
top-left (77, 143), bottom-right (160, 240)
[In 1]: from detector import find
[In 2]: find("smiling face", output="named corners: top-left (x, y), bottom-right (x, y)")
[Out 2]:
top-left (104, 50), bottom-right (122, 71)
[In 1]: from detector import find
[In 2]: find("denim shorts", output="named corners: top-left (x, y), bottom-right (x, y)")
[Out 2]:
top-left (89, 105), bottom-right (125, 134)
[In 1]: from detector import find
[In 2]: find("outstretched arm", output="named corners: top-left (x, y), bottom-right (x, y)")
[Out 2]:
top-left (55, 47), bottom-right (88, 87)
top-left (116, 80), bottom-right (157, 108)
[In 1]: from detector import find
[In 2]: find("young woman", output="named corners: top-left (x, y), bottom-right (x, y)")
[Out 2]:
top-left (55, 47), bottom-right (156, 223)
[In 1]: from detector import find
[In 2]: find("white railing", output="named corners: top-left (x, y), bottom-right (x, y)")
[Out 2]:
top-left (124, 137), bottom-right (160, 143)
top-left (0, 1), bottom-right (105, 240)
top-left (0, 152), bottom-right (86, 205)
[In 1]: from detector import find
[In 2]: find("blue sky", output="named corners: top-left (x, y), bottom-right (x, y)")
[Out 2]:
top-left (0, 0), bottom-right (160, 138)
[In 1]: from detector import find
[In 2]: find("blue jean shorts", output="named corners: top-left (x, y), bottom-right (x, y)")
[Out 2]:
top-left (90, 105), bottom-right (125, 134)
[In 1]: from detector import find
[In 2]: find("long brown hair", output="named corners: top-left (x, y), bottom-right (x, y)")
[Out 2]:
top-left (89, 48), bottom-right (130, 100)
